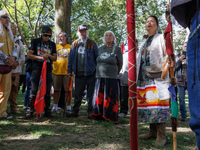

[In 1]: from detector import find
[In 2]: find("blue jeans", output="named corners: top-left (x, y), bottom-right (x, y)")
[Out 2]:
top-left (24, 72), bottom-right (31, 106)
top-left (177, 84), bottom-right (187, 118)
top-left (187, 9), bottom-right (200, 149)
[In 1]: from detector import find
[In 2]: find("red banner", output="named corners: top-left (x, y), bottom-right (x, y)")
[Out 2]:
top-left (34, 60), bottom-right (47, 118)
top-left (164, 22), bottom-right (173, 56)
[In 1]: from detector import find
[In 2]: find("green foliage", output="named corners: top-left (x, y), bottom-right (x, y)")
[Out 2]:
top-left (173, 26), bottom-right (188, 54)
top-left (1, 0), bottom-right (186, 54)
top-left (2, 0), bottom-right (54, 49)
top-left (71, 0), bottom-right (126, 46)
top-left (135, 0), bottom-right (168, 42)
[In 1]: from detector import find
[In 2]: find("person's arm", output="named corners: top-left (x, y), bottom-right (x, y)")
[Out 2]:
top-left (18, 41), bottom-right (25, 64)
top-left (93, 42), bottom-right (99, 59)
top-left (0, 50), bottom-right (8, 61)
top-left (48, 53), bottom-right (57, 61)
top-left (175, 54), bottom-right (185, 71)
top-left (47, 42), bottom-right (57, 61)
top-left (12, 41), bottom-right (25, 69)
top-left (117, 47), bottom-right (123, 74)
top-left (28, 49), bottom-right (43, 60)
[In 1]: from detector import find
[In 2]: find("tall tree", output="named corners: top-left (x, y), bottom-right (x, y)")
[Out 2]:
top-left (55, 0), bottom-right (72, 44)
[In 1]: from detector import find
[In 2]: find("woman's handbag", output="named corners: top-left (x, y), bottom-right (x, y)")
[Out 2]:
top-left (0, 65), bottom-right (12, 74)
top-left (145, 63), bottom-right (162, 78)
top-left (143, 37), bottom-right (163, 79)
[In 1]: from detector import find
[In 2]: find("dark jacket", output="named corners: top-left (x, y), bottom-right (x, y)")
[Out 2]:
top-left (175, 52), bottom-right (187, 86)
top-left (68, 38), bottom-right (98, 76)
top-left (171, 0), bottom-right (198, 28)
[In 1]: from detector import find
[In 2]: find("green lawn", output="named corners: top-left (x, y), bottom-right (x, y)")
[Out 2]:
top-left (0, 90), bottom-right (197, 150)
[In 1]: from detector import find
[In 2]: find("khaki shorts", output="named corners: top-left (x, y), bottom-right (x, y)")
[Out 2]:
top-left (52, 73), bottom-right (71, 91)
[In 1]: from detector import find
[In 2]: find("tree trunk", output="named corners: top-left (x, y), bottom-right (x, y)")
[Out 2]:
top-left (55, 0), bottom-right (72, 44)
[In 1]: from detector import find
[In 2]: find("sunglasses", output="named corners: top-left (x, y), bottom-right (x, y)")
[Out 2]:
top-left (1, 16), bottom-right (10, 20)
top-left (11, 27), bottom-right (18, 30)
top-left (43, 34), bottom-right (52, 38)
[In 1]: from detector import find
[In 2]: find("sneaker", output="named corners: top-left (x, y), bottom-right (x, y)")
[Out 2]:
top-left (118, 113), bottom-right (126, 117)
top-left (51, 108), bottom-right (57, 114)
top-left (88, 113), bottom-right (94, 120)
top-left (66, 111), bottom-right (79, 117)
top-left (84, 101), bottom-right (88, 106)
top-left (25, 113), bottom-right (33, 119)
top-left (11, 109), bottom-right (21, 114)
top-left (44, 112), bottom-right (53, 118)
top-left (57, 107), bottom-right (62, 110)
top-left (23, 106), bottom-right (28, 110)
top-left (2, 115), bottom-right (13, 120)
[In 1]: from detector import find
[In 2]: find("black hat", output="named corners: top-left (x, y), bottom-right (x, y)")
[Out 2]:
top-left (42, 26), bottom-right (52, 34)
top-left (78, 24), bottom-right (87, 31)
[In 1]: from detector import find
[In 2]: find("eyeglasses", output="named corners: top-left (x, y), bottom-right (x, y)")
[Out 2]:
top-left (11, 27), bottom-right (18, 30)
top-left (1, 16), bottom-right (10, 20)
top-left (43, 34), bottom-right (52, 38)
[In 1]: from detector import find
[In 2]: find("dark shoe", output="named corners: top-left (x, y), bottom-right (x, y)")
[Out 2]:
top-left (139, 123), bottom-right (157, 139)
top-left (2, 115), bottom-right (13, 120)
top-left (66, 111), bottom-right (79, 117)
top-left (11, 109), bottom-right (21, 114)
top-left (154, 123), bottom-right (166, 147)
top-left (23, 106), bottom-right (28, 109)
top-left (180, 117), bottom-right (187, 122)
top-left (25, 113), bottom-right (33, 119)
top-left (44, 112), bottom-right (53, 118)
top-left (88, 113), bottom-right (94, 120)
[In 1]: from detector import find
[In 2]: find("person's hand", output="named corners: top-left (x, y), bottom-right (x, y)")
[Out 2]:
top-left (12, 61), bottom-right (19, 69)
top-left (42, 53), bottom-right (49, 60)
top-left (5, 57), bottom-right (15, 66)
top-left (179, 55), bottom-right (185, 61)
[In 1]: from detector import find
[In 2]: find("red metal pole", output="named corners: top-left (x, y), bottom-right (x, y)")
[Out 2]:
top-left (126, 0), bottom-right (138, 149)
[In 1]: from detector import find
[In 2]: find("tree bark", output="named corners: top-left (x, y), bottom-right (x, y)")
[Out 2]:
top-left (55, 0), bottom-right (72, 44)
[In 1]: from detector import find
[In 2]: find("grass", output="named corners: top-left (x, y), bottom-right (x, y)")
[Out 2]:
top-left (0, 89), bottom-right (197, 150)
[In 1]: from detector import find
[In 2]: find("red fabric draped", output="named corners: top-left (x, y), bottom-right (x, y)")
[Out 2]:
top-left (164, 22), bottom-right (173, 55)
top-left (34, 60), bottom-right (47, 118)
top-left (126, 0), bottom-right (138, 149)
top-left (120, 43), bottom-right (125, 54)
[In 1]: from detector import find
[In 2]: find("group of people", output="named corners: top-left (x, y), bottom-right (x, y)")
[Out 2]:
top-left (0, 0), bottom-right (200, 148)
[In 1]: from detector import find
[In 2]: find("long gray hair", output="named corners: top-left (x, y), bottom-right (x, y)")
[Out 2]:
top-left (102, 30), bottom-right (116, 44)
top-left (0, 10), bottom-right (14, 42)
top-left (76, 30), bottom-right (89, 39)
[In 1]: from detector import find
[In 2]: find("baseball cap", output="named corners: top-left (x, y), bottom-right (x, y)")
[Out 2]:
top-left (78, 24), bottom-right (87, 31)
top-left (42, 26), bottom-right (52, 34)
